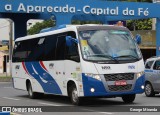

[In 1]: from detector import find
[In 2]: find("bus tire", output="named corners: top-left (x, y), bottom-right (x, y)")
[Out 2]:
top-left (122, 94), bottom-right (136, 103)
top-left (69, 84), bottom-right (82, 105)
top-left (27, 82), bottom-right (43, 99)
top-left (145, 82), bottom-right (155, 97)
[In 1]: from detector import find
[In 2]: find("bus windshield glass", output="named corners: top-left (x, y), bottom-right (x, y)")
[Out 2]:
top-left (79, 30), bottom-right (142, 63)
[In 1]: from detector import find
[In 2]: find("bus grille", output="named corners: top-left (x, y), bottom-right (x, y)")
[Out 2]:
top-left (104, 73), bottom-right (134, 81)
top-left (108, 84), bottom-right (132, 92)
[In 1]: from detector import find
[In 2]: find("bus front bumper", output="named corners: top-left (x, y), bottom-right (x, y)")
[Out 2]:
top-left (81, 73), bottom-right (145, 97)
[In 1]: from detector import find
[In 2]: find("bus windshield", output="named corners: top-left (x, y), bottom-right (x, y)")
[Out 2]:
top-left (79, 30), bottom-right (142, 63)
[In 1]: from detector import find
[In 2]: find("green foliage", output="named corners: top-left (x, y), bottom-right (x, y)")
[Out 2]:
top-left (0, 76), bottom-right (12, 82)
top-left (107, 0), bottom-right (152, 2)
top-left (72, 20), bottom-right (102, 24)
top-left (27, 19), bottom-right (55, 35)
top-left (129, 0), bottom-right (152, 2)
top-left (127, 19), bottom-right (152, 30)
top-left (27, 20), bottom-right (102, 35)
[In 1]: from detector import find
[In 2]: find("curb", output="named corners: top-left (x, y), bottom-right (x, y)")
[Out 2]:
top-left (11, 113), bottom-right (22, 115)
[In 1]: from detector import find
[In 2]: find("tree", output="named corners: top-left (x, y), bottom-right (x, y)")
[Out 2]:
top-left (27, 19), bottom-right (103, 35)
top-left (27, 19), bottom-right (55, 35)
top-left (127, 19), bottom-right (152, 31)
top-left (72, 20), bottom-right (102, 25)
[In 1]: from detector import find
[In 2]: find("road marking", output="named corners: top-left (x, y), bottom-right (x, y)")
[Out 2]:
top-left (3, 87), bottom-right (13, 89)
top-left (82, 108), bottom-right (114, 115)
top-left (99, 112), bottom-right (114, 115)
top-left (38, 102), bottom-right (62, 106)
top-left (2, 97), bottom-right (20, 101)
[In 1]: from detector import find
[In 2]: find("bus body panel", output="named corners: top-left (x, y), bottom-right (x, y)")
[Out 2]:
top-left (80, 61), bottom-right (99, 74)
top-left (64, 60), bottom-right (83, 96)
top-left (137, 59), bottom-right (145, 72)
top-left (12, 60), bottom-right (83, 96)
top-left (13, 77), bottom-right (27, 90)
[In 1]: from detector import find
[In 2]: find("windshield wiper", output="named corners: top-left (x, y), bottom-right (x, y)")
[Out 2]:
top-left (87, 54), bottom-right (119, 63)
top-left (115, 55), bottom-right (139, 60)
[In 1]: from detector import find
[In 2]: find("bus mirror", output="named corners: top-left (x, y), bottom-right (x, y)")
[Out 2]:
top-left (66, 36), bottom-right (78, 46)
top-left (66, 36), bottom-right (73, 46)
top-left (135, 34), bottom-right (142, 44)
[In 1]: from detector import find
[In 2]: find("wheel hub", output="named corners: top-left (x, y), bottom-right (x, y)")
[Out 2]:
top-left (72, 88), bottom-right (78, 102)
top-left (145, 84), bottom-right (151, 95)
top-left (28, 86), bottom-right (33, 96)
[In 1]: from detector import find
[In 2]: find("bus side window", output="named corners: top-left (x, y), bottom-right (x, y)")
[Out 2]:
top-left (45, 35), bottom-right (57, 61)
top-left (12, 42), bottom-right (20, 62)
top-left (65, 42), bottom-right (80, 62)
top-left (27, 38), bottom-right (45, 61)
top-left (12, 41), bottom-right (28, 62)
top-left (65, 31), bottom-right (80, 62)
top-left (55, 35), bottom-right (66, 60)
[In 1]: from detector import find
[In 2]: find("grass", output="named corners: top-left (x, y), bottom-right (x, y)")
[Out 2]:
top-left (0, 76), bottom-right (11, 78)
top-left (0, 76), bottom-right (12, 82)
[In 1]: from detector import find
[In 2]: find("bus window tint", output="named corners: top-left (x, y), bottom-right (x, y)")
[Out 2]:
top-left (28, 38), bottom-right (45, 61)
top-left (12, 40), bottom-right (28, 62)
top-left (44, 35), bottom-right (57, 61)
top-left (65, 32), bottom-right (80, 62)
top-left (56, 35), bottom-right (66, 60)
top-left (65, 42), bottom-right (79, 62)
top-left (12, 31), bottom-right (77, 62)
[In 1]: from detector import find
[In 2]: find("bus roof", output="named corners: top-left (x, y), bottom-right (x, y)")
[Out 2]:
top-left (15, 24), bottom-right (127, 42)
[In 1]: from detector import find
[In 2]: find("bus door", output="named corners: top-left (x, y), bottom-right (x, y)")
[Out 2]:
top-left (53, 34), bottom-right (66, 87)
top-left (64, 39), bottom-right (81, 91)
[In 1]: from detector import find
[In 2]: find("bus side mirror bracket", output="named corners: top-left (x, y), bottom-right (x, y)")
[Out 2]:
top-left (135, 34), bottom-right (142, 45)
top-left (66, 36), bottom-right (78, 47)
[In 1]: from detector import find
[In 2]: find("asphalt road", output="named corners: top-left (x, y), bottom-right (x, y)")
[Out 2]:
top-left (0, 82), bottom-right (160, 115)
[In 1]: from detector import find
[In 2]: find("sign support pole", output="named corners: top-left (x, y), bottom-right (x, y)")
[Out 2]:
top-left (156, 18), bottom-right (160, 56)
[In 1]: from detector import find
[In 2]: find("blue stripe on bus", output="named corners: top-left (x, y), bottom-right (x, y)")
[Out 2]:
top-left (82, 73), bottom-right (106, 96)
top-left (145, 70), bottom-right (153, 72)
top-left (24, 62), bottom-right (62, 94)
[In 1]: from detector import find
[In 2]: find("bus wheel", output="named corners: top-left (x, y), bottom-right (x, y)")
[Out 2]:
top-left (69, 84), bottom-right (82, 105)
top-left (145, 83), bottom-right (155, 97)
top-left (27, 82), bottom-right (43, 99)
top-left (122, 94), bottom-right (136, 103)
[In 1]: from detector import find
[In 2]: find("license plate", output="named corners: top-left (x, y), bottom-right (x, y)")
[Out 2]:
top-left (115, 81), bottom-right (127, 86)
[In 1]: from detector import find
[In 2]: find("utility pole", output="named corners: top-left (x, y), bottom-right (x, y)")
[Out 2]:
top-left (8, 19), bottom-right (13, 76)
top-left (6, 55), bottom-right (7, 77)
top-left (133, 20), bottom-right (136, 31)
top-left (152, 18), bottom-right (156, 30)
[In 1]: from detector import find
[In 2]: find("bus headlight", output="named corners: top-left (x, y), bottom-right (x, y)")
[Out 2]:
top-left (136, 71), bottom-right (144, 79)
top-left (85, 74), bottom-right (102, 81)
